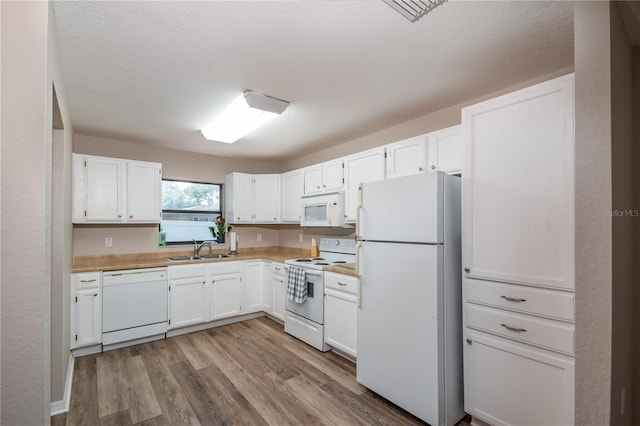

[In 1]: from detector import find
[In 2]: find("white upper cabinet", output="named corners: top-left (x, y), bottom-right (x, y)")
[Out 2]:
top-left (73, 154), bottom-right (162, 224)
top-left (280, 168), bottom-right (304, 223)
top-left (427, 125), bottom-right (463, 175)
top-left (385, 134), bottom-right (428, 179)
top-left (461, 74), bottom-right (574, 291)
top-left (78, 156), bottom-right (124, 222)
top-left (226, 173), bottom-right (280, 224)
top-left (343, 147), bottom-right (386, 222)
top-left (126, 161), bottom-right (162, 222)
top-left (304, 158), bottom-right (344, 194)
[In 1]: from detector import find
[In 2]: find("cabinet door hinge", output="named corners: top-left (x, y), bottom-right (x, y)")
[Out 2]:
top-left (384, 151), bottom-right (388, 158)
top-left (75, 334), bottom-right (78, 341)
top-left (84, 160), bottom-right (87, 167)
top-left (168, 319), bottom-right (171, 325)
top-left (342, 178), bottom-right (345, 184)
top-left (84, 211), bottom-right (87, 217)
top-left (75, 296), bottom-right (78, 303)
top-left (168, 285), bottom-right (171, 291)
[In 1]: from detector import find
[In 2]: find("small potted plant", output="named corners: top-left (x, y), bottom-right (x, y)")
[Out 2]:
top-left (209, 215), bottom-right (232, 243)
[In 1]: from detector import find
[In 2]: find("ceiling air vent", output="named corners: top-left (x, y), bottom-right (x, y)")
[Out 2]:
top-left (383, 0), bottom-right (448, 23)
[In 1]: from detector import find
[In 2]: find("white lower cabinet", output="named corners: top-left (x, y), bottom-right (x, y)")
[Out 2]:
top-left (271, 263), bottom-right (287, 321)
top-left (168, 264), bottom-right (208, 329)
top-left (71, 272), bottom-right (102, 349)
top-left (262, 261), bottom-right (273, 314)
top-left (244, 261), bottom-right (264, 314)
top-left (323, 272), bottom-right (357, 358)
top-left (464, 330), bottom-right (575, 426)
top-left (208, 262), bottom-right (242, 321)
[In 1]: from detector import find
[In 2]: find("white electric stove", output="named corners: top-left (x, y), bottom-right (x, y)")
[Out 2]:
top-left (284, 238), bottom-right (356, 351)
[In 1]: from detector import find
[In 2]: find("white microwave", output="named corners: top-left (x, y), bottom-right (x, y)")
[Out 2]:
top-left (300, 191), bottom-right (346, 227)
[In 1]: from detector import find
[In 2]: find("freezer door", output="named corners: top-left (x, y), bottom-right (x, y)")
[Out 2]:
top-left (356, 241), bottom-right (444, 425)
top-left (359, 172), bottom-right (443, 243)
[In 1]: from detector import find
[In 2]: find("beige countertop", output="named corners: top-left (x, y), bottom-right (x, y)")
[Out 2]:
top-left (73, 246), bottom-right (358, 277)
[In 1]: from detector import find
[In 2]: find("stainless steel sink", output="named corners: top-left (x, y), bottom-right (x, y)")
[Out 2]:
top-left (167, 255), bottom-right (202, 262)
top-left (199, 254), bottom-right (230, 259)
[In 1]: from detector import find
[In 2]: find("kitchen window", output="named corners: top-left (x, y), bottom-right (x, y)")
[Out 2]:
top-left (160, 179), bottom-right (222, 244)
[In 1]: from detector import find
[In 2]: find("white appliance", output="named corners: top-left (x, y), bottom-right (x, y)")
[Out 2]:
top-left (102, 267), bottom-right (168, 348)
top-left (285, 238), bottom-right (356, 351)
top-left (356, 171), bottom-right (464, 426)
top-left (300, 191), bottom-right (346, 227)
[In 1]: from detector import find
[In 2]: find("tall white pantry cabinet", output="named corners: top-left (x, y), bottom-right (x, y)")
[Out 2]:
top-left (461, 74), bottom-right (575, 426)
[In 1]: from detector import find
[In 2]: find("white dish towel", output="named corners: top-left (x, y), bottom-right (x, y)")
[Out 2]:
top-left (286, 266), bottom-right (307, 304)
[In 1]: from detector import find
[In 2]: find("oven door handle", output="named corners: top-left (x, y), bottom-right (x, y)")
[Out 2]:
top-left (304, 271), bottom-right (322, 277)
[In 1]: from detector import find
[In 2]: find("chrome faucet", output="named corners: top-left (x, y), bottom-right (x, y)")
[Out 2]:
top-left (194, 240), bottom-right (214, 257)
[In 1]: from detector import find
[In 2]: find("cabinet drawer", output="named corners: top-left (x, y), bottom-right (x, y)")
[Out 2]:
top-left (465, 278), bottom-right (574, 322)
top-left (465, 303), bottom-right (574, 355)
top-left (324, 272), bottom-right (358, 294)
top-left (208, 261), bottom-right (241, 275)
top-left (76, 272), bottom-right (101, 288)
top-left (272, 263), bottom-right (288, 276)
top-left (168, 264), bottom-right (207, 280)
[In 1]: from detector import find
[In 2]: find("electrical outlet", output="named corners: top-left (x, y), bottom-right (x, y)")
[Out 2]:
top-left (105, 237), bottom-right (113, 247)
top-left (257, 233), bottom-right (262, 242)
top-left (299, 233), bottom-right (304, 242)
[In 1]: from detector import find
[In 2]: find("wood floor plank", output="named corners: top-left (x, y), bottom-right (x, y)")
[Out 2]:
top-left (175, 334), bottom-right (215, 371)
top-left (66, 355), bottom-right (100, 425)
top-left (282, 339), bottom-right (367, 395)
top-left (99, 410), bottom-right (132, 426)
top-left (50, 412), bottom-right (67, 426)
top-left (283, 374), bottom-right (366, 426)
top-left (96, 351), bottom-right (130, 418)
top-left (171, 360), bottom-right (235, 425)
top-left (197, 362), bottom-right (268, 426)
top-left (205, 336), bottom-right (307, 425)
top-left (65, 317), bottom-right (464, 426)
top-left (321, 379), bottom-right (425, 425)
top-left (138, 343), bottom-right (201, 426)
top-left (123, 355), bottom-right (163, 423)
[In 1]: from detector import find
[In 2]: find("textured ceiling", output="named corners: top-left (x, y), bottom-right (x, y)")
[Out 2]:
top-left (53, 1), bottom-right (574, 161)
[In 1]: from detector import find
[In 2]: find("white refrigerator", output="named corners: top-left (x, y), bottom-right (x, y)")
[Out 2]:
top-left (356, 171), bottom-right (464, 426)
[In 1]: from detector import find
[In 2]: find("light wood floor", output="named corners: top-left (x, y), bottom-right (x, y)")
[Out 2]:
top-left (52, 317), bottom-right (470, 425)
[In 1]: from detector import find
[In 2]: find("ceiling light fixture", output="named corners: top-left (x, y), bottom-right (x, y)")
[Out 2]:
top-left (201, 90), bottom-right (290, 143)
top-left (383, 0), bottom-right (448, 23)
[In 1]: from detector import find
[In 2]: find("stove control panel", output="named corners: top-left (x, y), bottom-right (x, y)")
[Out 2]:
top-left (319, 238), bottom-right (356, 254)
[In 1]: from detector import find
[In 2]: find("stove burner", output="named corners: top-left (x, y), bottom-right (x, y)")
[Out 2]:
top-left (295, 259), bottom-right (312, 262)
top-left (332, 261), bottom-right (347, 264)
top-left (315, 262), bottom-right (329, 266)
top-left (312, 257), bottom-right (325, 261)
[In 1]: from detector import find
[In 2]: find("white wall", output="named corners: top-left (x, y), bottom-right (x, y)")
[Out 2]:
top-left (574, 3), bottom-right (613, 424)
top-left (48, 0), bottom-right (75, 407)
top-left (610, 3), bottom-right (634, 425)
top-left (1, 2), bottom-right (52, 424)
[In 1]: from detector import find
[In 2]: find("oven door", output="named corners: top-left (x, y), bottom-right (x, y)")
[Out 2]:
top-left (285, 269), bottom-right (324, 324)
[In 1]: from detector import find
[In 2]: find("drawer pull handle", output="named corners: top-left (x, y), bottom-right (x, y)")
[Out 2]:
top-left (501, 323), bottom-right (526, 333)
top-left (337, 282), bottom-right (347, 286)
top-left (80, 279), bottom-right (97, 283)
top-left (501, 295), bottom-right (526, 303)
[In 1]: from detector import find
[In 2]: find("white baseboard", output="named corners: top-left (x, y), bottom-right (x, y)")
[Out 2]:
top-left (50, 355), bottom-right (74, 416)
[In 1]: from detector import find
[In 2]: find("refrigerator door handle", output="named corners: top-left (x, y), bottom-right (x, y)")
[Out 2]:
top-left (355, 183), bottom-right (363, 241)
top-left (355, 241), bottom-right (362, 307)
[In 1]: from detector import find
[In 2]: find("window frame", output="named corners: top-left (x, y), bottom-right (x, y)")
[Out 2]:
top-left (160, 178), bottom-right (224, 245)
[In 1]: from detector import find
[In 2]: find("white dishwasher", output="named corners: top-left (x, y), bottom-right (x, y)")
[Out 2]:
top-left (102, 267), bottom-right (168, 348)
